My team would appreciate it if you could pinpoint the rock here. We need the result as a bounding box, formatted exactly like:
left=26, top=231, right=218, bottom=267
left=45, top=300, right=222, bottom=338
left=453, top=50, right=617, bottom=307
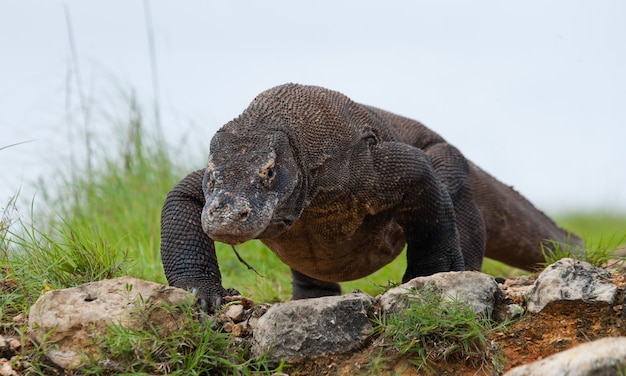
left=28, top=276, right=192, bottom=369
left=225, top=304, right=246, bottom=322
left=526, top=258, right=618, bottom=313
left=251, top=292, right=375, bottom=364
left=245, top=303, right=271, bottom=333
left=499, top=275, right=536, bottom=304
left=231, top=323, right=250, bottom=337
left=378, top=271, right=500, bottom=317
left=0, top=336, right=19, bottom=360
left=223, top=295, right=255, bottom=309
left=0, top=359, right=17, bottom=376
left=504, top=336, right=626, bottom=376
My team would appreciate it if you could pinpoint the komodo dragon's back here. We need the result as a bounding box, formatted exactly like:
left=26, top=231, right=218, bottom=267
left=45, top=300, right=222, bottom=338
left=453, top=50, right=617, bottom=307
left=160, top=83, right=583, bottom=311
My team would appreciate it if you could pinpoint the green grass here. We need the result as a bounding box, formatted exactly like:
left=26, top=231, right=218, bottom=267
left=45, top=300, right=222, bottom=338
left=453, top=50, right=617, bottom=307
left=556, top=213, right=626, bottom=258
left=34, top=97, right=184, bottom=284
left=557, top=213, right=626, bottom=243
left=2, top=95, right=626, bottom=373
left=370, top=286, right=506, bottom=374
left=216, top=241, right=293, bottom=303
left=534, top=213, right=626, bottom=269
left=83, top=294, right=281, bottom=375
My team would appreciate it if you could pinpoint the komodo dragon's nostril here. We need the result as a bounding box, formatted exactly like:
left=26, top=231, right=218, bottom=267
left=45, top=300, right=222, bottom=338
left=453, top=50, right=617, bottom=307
left=239, top=208, right=250, bottom=221
left=207, top=207, right=216, bottom=219
left=206, top=198, right=221, bottom=220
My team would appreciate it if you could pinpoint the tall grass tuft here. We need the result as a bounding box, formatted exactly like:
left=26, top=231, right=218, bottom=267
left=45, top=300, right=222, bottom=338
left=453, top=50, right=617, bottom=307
left=37, top=95, right=187, bottom=284
left=0, top=195, right=16, bottom=256
left=8, top=215, right=131, bottom=289
left=1, top=196, right=22, bottom=323
left=371, top=286, right=506, bottom=374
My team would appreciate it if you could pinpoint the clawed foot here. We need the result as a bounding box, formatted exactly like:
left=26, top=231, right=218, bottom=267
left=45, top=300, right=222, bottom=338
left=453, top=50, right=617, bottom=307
left=190, top=286, right=241, bottom=313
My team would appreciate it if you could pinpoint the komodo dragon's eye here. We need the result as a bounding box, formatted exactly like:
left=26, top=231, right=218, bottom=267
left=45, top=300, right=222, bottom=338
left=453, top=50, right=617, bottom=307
left=203, top=170, right=215, bottom=194
left=259, top=159, right=276, bottom=188
left=267, top=167, right=275, bottom=179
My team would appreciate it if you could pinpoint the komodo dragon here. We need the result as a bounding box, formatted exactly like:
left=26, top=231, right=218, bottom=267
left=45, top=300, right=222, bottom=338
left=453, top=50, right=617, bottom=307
left=160, top=83, right=583, bottom=312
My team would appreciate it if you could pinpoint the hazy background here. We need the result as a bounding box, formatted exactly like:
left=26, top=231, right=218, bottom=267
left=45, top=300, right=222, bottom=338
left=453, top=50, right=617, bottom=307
left=1, top=1, right=625, bottom=213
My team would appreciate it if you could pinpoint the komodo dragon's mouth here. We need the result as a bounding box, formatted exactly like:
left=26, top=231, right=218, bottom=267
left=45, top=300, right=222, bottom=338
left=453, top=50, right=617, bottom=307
left=202, top=210, right=267, bottom=244
left=206, top=231, right=259, bottom=245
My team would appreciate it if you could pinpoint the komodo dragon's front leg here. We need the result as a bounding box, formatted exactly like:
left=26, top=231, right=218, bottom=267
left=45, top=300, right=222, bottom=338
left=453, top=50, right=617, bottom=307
left=160, top=169, right=234, bottom=312
left=373, top=141, right=465, bottom=281
left=422, top=143, right=486, bottom=271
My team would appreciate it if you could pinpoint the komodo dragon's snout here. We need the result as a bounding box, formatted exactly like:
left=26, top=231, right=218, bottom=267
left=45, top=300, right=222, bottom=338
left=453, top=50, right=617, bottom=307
left=202, top=191, right=258, bottom=244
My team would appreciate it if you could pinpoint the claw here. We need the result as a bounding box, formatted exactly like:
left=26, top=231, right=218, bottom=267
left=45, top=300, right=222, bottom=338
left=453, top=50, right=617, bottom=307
left=199, top=297, right=209, bottom=313
left=225, top=287, right=241, bottom=296
left=188, top=287, right=227, bottom=314
left=184, top=286, right=239, bottom=313
left=189, top=287, right=210, bottom=312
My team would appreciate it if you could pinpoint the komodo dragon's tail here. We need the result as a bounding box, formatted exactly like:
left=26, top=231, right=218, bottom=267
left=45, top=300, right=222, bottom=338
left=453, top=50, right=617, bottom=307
left=469, top=163, right=585, bottom=270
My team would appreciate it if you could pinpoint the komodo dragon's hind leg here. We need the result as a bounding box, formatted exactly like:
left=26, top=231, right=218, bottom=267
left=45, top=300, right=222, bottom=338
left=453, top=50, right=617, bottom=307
left=423, top=143, right=486, bottom=271
left=291, top=269, right=341, bottom=299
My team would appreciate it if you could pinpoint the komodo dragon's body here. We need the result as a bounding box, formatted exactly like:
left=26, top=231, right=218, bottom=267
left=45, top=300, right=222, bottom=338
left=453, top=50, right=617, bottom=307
left=160, top=83, right=583, bottom=311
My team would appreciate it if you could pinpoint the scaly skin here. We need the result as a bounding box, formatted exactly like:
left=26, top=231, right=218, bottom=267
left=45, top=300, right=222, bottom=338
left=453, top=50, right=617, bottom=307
left=160, top=83, right=583, bottom=312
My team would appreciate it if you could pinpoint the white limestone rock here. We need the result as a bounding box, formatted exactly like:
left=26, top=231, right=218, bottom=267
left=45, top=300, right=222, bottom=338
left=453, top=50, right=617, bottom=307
left=28, top=276, right=192, bottom=369
left=526, top=258, right=617, bottom=313
left=378, top=271, right=501, bottom=317
left=504, top=336, right=626, bottom=376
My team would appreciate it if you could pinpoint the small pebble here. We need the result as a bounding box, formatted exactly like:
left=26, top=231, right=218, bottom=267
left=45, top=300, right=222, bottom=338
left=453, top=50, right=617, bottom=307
left=222, top=321, right=234, bottom=333
left=225, top=304, right=245, bottom=322
left=0, top=359, right=17, bottom=376
left=231, top=324, right=249, bottom=337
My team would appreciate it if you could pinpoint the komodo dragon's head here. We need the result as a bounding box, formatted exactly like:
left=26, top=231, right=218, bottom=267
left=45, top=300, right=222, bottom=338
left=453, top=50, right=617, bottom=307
left=201, top=129, right=304, bottom=244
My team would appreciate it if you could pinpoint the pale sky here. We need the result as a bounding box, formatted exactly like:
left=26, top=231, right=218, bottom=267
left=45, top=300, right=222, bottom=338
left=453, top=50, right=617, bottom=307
left=1, top=1, right=625, bottom=213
